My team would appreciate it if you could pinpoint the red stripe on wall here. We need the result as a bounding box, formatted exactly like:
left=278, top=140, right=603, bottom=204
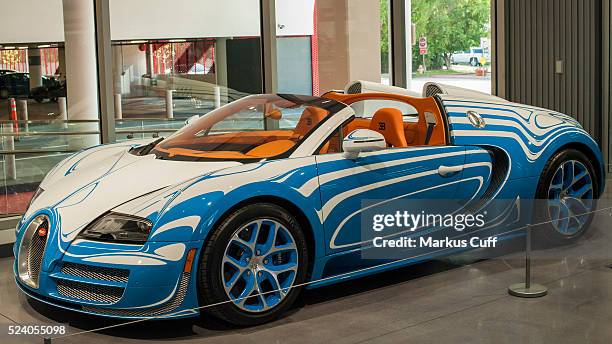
left=311, top=0, right=320, bottom=96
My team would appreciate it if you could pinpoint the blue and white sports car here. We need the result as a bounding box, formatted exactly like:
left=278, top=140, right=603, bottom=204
left=14, top=82, right=604, bottom=325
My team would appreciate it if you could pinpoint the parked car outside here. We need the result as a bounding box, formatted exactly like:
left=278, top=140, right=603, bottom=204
left=451, top=47, right=490, bottom=66
left=0, top=69, right=16, bottom=76
left=0, top=73, right=58, bottom=99
left=30, top=78, right=66, bottom=103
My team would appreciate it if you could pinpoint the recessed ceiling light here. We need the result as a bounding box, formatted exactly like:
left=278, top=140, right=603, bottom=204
left=37, top=44, right=51, bottom=48
left=168, top=39, right=186, bottom=43
left=4, top=46, right=16, bottom=50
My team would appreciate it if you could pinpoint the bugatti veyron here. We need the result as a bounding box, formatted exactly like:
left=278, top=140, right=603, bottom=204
left=14, top=82, right=605, bottom=325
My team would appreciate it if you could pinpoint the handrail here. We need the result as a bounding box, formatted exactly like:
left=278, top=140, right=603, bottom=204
left=0, top=119, right=100, bottom=124
left=0, top=149, right=78, bottom=154
left=115, top=118, right=187, bottom=122
left=0, top=131, right=100, bottom=137
left=116, top=129, right=178, bottom=134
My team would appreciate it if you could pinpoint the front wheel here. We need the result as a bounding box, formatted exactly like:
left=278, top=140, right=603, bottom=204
left=197, top=203, right=308, bottom=326
left=534, top=149, right=598, bottom=244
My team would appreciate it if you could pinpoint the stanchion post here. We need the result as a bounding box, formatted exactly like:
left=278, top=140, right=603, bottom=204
left=58, top=97, right=68, bottom=129
left=4, top=123, right=17, bottom=181
left=18, top=99, right=28, bottom=133
left=165, top=90, right=174, bottom=119
left=114, top=93, right=122, bottom=119
left=508, top=224, right=548, bottom=298
left=214, top=86, right=221, bottom=109
left=9, top=98, right=19, bottom=141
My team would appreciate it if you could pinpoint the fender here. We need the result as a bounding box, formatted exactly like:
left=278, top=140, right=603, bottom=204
left=150, top=157, right=327, bottom=259
left=440, top=95, right=605, bottom=190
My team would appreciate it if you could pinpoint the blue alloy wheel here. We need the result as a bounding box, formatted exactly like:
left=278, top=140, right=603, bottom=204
left=547, top=160, right=594, bottom=235
left=222, top=219, right=299, bottom=312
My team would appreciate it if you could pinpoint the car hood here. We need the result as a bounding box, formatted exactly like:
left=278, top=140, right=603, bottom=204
left=25, top=142, right=241, bottom=247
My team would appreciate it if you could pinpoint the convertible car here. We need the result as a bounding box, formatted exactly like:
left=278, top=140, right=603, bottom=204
left=14, top=82, right=604, bottom=325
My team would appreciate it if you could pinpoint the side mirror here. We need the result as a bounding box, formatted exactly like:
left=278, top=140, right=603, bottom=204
left=342, top=129, right=386, bottom=159
left=184, top=115, right=200, bottom=126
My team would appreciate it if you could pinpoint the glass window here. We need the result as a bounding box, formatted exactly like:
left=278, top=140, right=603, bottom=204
left=350, top=99, right=418, bottom=120
left=276, top=0, right=386, bottom=95
left=150, top=94, right=341, bottom=161
left=411, top=0, right=492, bottom=94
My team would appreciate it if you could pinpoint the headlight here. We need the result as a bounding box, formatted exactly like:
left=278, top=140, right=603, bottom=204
left=77, top=213, right=152, bottom=244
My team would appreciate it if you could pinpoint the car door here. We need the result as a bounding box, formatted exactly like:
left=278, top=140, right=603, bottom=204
left=315, top=145, right=471, bottom=255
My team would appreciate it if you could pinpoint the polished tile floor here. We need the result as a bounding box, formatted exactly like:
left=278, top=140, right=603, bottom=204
left=1, top=199, right=612, bottom=343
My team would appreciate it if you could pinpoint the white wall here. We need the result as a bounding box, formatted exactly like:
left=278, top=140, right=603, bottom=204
left=276, top=0, right=315, bottom=36
left=0, top=0, right=65, bottom=43
left=0, top=0, right=314, bottom=44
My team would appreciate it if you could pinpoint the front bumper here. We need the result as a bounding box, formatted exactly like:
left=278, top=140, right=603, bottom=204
left=13, top=238, right=203, bottom=319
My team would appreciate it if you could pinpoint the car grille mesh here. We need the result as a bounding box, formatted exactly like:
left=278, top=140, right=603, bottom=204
left=83, top=272, right=191, bottom=317
left=61, top=262, right=129, bottom=283
left=425, top=84, right=444, bottom=97
left=26, top=234, right=46, bottom=287
left=346, top=82, right=362, bottom=94
left=57, top=279, right=124, bottom=304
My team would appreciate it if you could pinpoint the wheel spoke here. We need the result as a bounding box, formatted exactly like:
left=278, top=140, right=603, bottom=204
left=573, top=170, right=588, bottom=184
left=223, top=254, right=248, bottom=269
left=569, top=183, right=593, bottom=199
left=266, top=242, right=296, bottom=257
left=562, top=161, right=574, bottom=190
left=231, top=236, right=254, bottom=252
left=565, top=197, right=592, bottom=217
left=255, top=221, right=278, bottom=256
left=234, top=272, right=255, bottom=306
left=265, top=260, right=298, bottom=274
left=556, top=202, right=571, bottom=233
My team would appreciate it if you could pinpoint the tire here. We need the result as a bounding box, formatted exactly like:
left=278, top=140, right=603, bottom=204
left=197, top=203, right=308, bottom=326
left=34, top=96, right=44, bottom=103
left=533, top=149, right=599, bottom=245
left=470, top=58, right=479, bottom=67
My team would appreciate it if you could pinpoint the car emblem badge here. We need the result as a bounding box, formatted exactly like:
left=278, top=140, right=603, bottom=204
left=467, top=111, right=486, bottom=128
left=37, top=225, right=48, bottom=237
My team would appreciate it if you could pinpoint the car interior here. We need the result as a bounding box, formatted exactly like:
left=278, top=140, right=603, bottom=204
left=318, top=92, right=448, bottom=154
left=154, top=92, right=447, bottom=160
left=154, top=105, right=331, bottom=159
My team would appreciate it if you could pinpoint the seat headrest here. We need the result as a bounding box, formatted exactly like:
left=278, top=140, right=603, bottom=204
left=294, top=106, right=328, bottom=136
left=370, top=108, right=407, bottom=148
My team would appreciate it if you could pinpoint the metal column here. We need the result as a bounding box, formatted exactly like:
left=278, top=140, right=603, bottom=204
left=94, top=0, right=116, bottom=144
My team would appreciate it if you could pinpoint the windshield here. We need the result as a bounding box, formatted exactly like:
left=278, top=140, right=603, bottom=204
left=151, top=94, right=343, bottom=161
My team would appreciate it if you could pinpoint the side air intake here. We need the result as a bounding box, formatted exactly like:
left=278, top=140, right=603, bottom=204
left=344, top=80, right=421, bottom=97
left=422, top=82, right=508, bottom=102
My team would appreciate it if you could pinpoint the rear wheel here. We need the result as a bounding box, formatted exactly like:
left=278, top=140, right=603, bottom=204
left=197, top=203, right=308, bottom=326
left=534, top=149, right=598, bottom=244
left=470, top=58, right=479, bottom=67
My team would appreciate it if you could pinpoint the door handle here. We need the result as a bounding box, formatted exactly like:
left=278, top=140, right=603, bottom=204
left=438, top=165, right=464, bottom=177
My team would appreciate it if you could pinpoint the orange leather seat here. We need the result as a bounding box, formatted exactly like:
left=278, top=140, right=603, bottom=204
left=293, top=106, right=328, bottom=137
left=403, top=112, right=445, bottom=146
left=369, top=108, right=408, bottom=148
